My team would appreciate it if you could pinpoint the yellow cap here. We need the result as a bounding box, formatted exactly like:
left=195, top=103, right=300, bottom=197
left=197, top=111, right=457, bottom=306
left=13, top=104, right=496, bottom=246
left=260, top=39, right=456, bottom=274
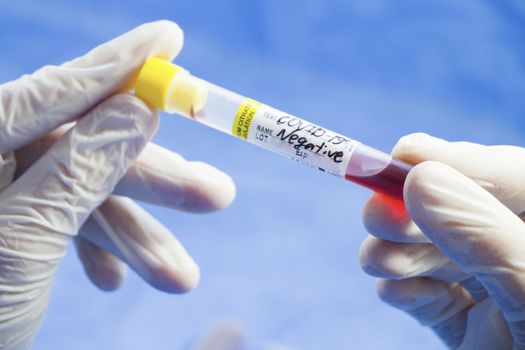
left=135, top=57, right=207, bottom=117
left=136, top=57, right=180, bottom=110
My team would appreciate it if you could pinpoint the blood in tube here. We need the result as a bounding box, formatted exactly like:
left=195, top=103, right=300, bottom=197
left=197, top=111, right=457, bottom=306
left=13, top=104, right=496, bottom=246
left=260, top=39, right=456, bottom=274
left=135, top=57, right=414, bottom=205
left=343, top=143, right=412, bottom=211
left=345, top=158, right=411, bottom=199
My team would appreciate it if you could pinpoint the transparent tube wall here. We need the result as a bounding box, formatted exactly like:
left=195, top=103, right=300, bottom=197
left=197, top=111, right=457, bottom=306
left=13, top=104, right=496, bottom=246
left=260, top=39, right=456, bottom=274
left=192, top=80, right=244, bottom=134
left=167, top=73, right=411, bottom=200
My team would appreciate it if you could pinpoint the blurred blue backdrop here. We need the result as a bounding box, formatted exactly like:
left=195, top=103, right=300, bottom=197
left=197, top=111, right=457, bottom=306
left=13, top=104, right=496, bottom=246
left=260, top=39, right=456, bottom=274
left=1, top=1, right=525, bottom=349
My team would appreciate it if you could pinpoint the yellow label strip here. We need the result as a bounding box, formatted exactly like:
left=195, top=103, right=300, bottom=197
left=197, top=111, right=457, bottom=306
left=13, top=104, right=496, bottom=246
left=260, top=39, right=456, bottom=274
left=232, top=98, right=261, bottom=140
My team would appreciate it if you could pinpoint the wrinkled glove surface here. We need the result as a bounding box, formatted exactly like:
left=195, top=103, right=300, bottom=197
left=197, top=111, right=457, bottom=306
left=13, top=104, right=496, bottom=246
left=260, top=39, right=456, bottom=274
left=360, top=133, right=525, bottom=349
left=0, top=20, right=235, bottom=349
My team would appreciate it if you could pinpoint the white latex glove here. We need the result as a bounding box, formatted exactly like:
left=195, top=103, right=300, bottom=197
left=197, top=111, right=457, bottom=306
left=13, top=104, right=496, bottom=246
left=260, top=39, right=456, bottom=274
left=193, top=321, right=245, bottom=350
left=0, top=20, right=235, bottom=348
left=359, top=133, right=525, bottom=349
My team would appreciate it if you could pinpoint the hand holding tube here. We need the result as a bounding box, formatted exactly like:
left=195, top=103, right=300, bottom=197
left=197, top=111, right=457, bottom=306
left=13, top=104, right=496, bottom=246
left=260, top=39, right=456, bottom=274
left=0, top=21, right=235, bottom=348
left=360, top=133, right=525, bottom=349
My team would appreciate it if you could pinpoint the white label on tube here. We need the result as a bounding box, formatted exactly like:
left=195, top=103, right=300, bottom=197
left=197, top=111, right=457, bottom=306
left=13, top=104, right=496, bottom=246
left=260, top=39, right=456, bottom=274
left=246, top=104, right=358, bottom=177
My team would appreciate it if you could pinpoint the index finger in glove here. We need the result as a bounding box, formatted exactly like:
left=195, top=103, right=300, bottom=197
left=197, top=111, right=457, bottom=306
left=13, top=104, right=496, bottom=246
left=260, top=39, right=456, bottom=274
left=115, top=145, right=236, bottom=213
left=0, top=20, right=182, bottom=152
left=364, top=132, right=525, bottom=243
left=393, top=132, right=525, bottom=215
left=15, top=132, right=236, bottom=213
left=363, top=193, right=429, bottom=243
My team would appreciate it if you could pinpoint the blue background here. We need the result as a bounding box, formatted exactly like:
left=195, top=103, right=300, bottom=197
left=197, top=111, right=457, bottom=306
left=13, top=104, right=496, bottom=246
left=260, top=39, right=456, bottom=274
left=1, top=1, right=525, bottom=349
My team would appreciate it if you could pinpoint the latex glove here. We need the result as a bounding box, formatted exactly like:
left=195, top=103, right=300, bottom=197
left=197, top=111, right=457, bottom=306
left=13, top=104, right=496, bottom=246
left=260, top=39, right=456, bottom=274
left=0, top=21, right=235, bottom=348
left=193, top=321, right=245, bottom=350
left=359, top=133, right=525, bottom=349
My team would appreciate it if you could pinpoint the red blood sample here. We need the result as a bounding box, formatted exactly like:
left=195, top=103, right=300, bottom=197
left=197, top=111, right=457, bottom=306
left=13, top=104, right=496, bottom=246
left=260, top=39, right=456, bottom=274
left=345, top=158, right=411, bottom=199
left=344, top=144, right=412, bottom=201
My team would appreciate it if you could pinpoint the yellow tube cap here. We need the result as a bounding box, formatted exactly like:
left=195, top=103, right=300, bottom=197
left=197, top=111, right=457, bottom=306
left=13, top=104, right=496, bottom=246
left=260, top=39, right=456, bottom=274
left=136, top=57, right=181, bottom=111
left=135, top=57, right=207, bottom=117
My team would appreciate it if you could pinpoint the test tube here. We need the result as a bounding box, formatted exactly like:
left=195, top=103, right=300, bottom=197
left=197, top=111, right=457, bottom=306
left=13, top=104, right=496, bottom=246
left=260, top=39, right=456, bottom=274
left=135, top=57, right=412, bottom=200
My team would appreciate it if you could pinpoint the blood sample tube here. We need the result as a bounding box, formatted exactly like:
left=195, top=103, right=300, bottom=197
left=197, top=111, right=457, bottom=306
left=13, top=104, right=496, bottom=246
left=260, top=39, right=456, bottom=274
left=135, top=57, right=412, bottom=200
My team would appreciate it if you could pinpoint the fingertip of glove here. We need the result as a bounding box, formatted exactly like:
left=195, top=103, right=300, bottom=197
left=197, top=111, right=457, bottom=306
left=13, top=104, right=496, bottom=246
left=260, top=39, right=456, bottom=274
left=376, top=278, right=442, bottom=307
left=359, top=236, right=418, bottom=279
left=151, top=259, right=201, bottom=294
left=392, top=132, right=447, bottom=162
left=80, top=250, right=128, bottom=292
left=178, top=262, right=201, bottom=293
left=376, top=279, right=406, bottom=305
left=403, top=160, right=484, bottom=236
left=138, top=20, right=184, bottom=61
left=358, top=236, right=385, bottom=277
left=87, top=264, right=127, bottom=292
left=187, top=161, right=237, bottom=212
left=362, top=195, right=404, bottom=237
left=404, top=161, right=452, bottom=214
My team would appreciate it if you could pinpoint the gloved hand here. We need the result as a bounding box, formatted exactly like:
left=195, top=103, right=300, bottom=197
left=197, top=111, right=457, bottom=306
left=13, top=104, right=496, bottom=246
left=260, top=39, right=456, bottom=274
left=359, top=133, right=525, bottom=349
left=0, top=20, right=235, bottom=348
